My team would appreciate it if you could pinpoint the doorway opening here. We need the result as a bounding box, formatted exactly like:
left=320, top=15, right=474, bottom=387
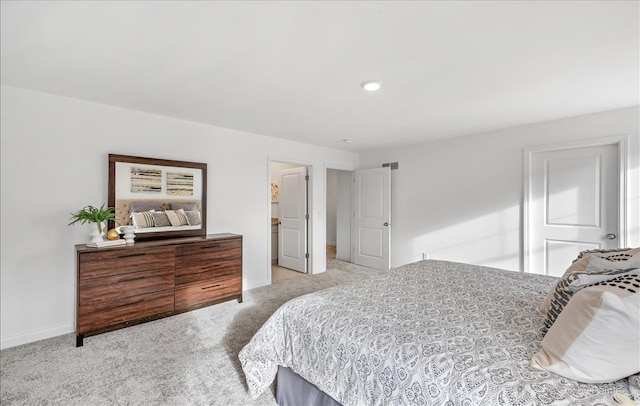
left=326, top=168, right=353, bottom=264
left=271, top=161, right=311, bottom=283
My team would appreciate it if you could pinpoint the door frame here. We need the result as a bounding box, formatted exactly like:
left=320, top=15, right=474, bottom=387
left=523, top=134, right=628, bottom=273
left=268, top=157, right=313, bottom=283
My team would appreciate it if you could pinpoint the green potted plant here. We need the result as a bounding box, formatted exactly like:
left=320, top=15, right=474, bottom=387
left=68, top=204, right=117, bottom=242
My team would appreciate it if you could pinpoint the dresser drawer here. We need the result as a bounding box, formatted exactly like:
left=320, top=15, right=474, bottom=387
left=79, top=247, right=175, bottom=279
left=175, top=259, right=241, bottom=286
left=77, top=290, right=174, bottom=333
left=75, top=234, right=243, bottom=346
left=174, top=276, right=241, bottom=310
left=175, top=238, right=241, bottom=266
left=79, top=267, right=174, bottom=306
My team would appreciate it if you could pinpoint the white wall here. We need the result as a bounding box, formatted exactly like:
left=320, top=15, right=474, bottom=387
left=3, top=85, right=637, bottom=349
left=0, top=85, right=358, bottom=348
left=359, top=106, right=640, bottom=270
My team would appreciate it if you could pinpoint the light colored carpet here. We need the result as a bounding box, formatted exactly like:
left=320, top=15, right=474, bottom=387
left=0, top=259, right=382, bottom=405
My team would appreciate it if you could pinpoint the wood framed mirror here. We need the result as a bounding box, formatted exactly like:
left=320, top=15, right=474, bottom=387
left=108, top=154, right=207, bottom=240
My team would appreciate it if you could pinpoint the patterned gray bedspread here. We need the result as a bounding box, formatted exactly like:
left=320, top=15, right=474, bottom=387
left=239, top=260, right=638, bottom=405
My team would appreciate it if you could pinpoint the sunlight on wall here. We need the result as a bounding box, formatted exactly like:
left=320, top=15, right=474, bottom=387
left=411, top=205, right=520, bottom=271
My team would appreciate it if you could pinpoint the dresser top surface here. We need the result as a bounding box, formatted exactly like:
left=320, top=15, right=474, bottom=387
left=75, top=233, right=242, bottom=252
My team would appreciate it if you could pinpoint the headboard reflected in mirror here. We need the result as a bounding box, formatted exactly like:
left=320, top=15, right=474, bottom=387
left=108, top=154, right=207, bottom=240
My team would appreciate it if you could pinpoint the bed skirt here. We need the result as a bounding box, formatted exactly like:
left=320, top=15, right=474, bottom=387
left=276, top=366, right=342, bottom=406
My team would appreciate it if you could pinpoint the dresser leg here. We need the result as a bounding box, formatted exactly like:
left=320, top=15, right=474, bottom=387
left=76, top=334, right=84, bottom=347
left=237, top=294, right=243, bottom=303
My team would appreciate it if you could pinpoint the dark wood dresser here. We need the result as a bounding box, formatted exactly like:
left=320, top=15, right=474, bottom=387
left=75, top=233, right=242, bottom=346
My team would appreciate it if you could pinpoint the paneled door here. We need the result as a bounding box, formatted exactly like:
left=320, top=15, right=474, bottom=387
left=353, top=167, right=391, bottom=270
left=278, top=167, right=308, bottom=273
left=526, top=143, right=619, bottom=276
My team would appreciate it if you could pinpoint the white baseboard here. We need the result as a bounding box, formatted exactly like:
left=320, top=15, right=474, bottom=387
left=1, top=323, right=73, bottom=350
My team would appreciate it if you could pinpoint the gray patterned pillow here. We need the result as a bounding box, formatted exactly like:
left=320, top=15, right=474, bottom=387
left=543, top=268, right=639, bottom=333
left=151, top=211, right=171, bottom=227
left=184, top=211, right=201, bottom=226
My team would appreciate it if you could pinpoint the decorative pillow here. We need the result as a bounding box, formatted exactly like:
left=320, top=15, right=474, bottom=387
left=170, top=202, right=198, bottom=212
left=538, top=248, right=640, bottom=315
left=165, top=209, right=189, bottom=227
left=131, top=210, right=155, bottom=229
left=542, top=268, right=639, bottom=333
left=151, top=211, right=171, bottom=227
left=573, top=247, right=640, bottom=265
left=568, top=268, right=640, bottom=291
left=531, top=271, right=640, bottom=383
left=130, top=202, right=163, bottom=213
left=584, top=252, right=640, bottom=273
left=184, top=210, right=201, bottom=226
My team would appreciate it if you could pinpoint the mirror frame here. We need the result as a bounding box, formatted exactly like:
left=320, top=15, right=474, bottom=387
left=108, top=154, right=207, bottom=241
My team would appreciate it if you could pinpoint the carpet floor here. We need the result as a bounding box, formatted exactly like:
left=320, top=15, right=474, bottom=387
left=0, top=259, right=382, bottom=405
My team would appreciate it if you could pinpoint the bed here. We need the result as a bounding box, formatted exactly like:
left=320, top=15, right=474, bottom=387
left=239, top=259, right=639, bottom=405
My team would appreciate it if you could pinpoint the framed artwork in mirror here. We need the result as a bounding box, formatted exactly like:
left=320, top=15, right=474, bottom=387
left=108, top=154, right=207, bottom=240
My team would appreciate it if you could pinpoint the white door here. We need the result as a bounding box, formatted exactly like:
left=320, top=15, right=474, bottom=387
left=354, top=167, right=391, bottom=270
left=278, top=167, right=308, bottom=273
left=527, top=144, right=618, bottom=277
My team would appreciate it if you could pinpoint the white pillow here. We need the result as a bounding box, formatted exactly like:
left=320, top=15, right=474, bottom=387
left=165, top=209, right=189, bottom=227
left=131, top=209, right=155, bottom=229
left=531, top=272, right=640, bottom=383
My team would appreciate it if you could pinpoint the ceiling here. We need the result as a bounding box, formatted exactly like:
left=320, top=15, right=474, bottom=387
left=1, top=1, right=638, bottom=153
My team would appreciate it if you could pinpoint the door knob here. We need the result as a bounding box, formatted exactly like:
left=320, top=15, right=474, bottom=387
left=605, top=233, right=617, bottom=240
left=383, top=222, right=389, bottom=227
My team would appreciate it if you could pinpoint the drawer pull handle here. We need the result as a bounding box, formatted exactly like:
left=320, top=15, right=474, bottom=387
left=117, top=253, right=146, bottom=259
left=118, top=275, right=146, bottom=283
left=201, top=284, right=221, bottom=290
left=201, top=244, right=221, bottom=249
left=118, top=299, right=144, bottom=307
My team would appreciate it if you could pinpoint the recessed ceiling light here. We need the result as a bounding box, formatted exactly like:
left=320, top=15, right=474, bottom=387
left=342, top=138, right=352, bottom=143
left=361, top=80, right=381, bottom=91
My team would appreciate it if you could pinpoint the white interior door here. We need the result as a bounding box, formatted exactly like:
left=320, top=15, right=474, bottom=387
left=354, top=167, right=391, bottom=270
left=278, top=167, right=308, bottom=273
left=527, top=144, right=618, bottom=276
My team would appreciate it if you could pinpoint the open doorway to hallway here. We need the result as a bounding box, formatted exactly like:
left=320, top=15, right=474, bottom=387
left=326, top=168, right=353, bottom=264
